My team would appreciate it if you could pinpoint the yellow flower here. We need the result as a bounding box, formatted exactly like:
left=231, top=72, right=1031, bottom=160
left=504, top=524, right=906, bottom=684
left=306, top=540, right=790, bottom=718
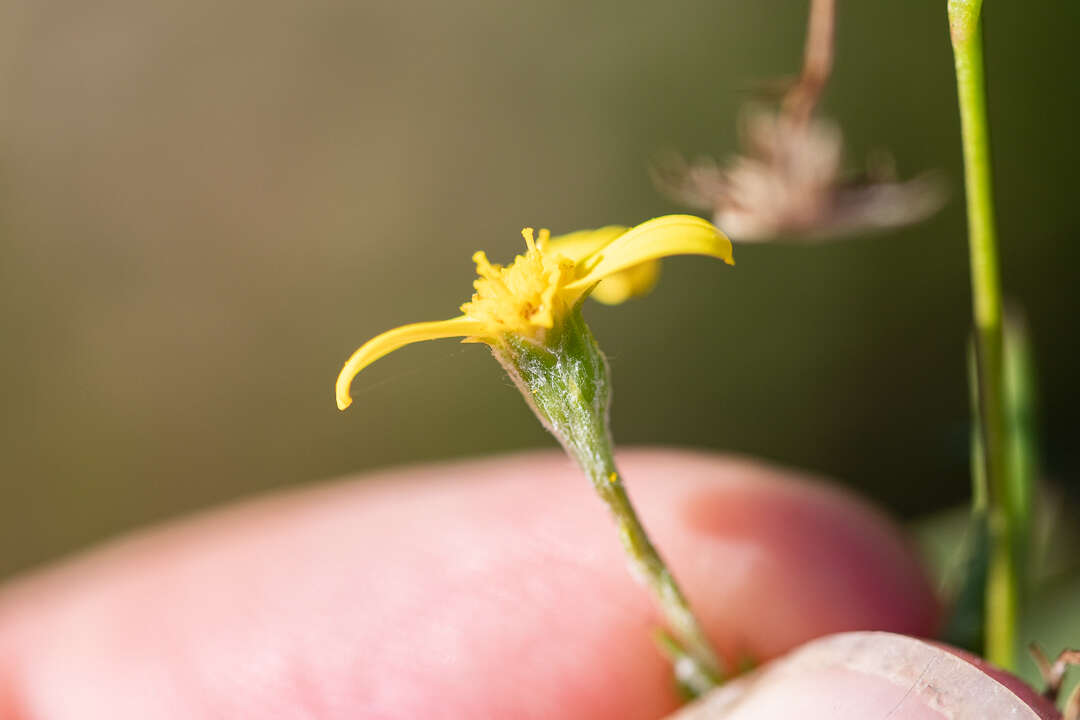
left=335, top=214, right=733, bottom=410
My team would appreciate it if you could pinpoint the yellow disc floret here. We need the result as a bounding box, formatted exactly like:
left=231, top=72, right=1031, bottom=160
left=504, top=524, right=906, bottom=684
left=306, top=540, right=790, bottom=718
left=460, top=228, right=576, bottom=342
left=334, top=215, right=732, bottom=411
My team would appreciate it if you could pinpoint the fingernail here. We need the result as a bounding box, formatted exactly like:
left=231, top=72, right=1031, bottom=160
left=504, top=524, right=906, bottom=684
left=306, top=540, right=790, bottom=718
left=667, top=632, right=1050, bottom=720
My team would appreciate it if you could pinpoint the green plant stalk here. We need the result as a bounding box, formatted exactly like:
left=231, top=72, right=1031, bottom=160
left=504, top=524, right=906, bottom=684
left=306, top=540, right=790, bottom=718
left=496, top=307, right=723, bottom=695
left=948, top=0, right=1020, bottom=670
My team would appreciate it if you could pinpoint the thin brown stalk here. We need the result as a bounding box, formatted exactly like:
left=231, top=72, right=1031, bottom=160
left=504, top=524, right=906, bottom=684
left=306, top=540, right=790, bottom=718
left=783, top=0, right=836, bottom=125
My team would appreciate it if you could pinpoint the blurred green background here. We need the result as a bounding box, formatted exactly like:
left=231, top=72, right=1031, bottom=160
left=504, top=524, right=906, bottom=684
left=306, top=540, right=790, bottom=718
left=1, top=0, right=1077, bottom=593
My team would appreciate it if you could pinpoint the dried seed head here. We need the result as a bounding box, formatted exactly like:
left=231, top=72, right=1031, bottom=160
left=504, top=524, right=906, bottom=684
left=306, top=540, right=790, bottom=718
left=653, top=108, right=946, bottom=243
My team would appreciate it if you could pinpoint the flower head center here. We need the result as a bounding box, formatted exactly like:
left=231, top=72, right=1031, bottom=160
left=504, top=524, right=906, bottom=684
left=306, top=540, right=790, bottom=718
left=460, top=228, right=576, bottom=341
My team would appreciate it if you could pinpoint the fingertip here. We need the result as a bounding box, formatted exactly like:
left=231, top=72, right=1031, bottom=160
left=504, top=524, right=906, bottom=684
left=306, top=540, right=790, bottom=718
left=668, top=633, right=1054, bottom=720
left=616, top=449, right=939, bottom=663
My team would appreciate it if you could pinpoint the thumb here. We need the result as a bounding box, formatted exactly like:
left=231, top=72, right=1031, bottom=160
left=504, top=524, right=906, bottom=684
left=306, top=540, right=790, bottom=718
left=669, top=632, right=1060, bottom=720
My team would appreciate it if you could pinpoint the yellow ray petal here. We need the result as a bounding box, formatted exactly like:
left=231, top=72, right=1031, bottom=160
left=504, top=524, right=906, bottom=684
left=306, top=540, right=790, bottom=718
left=545, top=225, right=661, bottom=305
left=543, top=225, right=627, bottom=263
left=335, top=316, right=485, bottom=410
left=565, top=215, right=733, bottom=294
left=588, top=259, right=660, bottom=305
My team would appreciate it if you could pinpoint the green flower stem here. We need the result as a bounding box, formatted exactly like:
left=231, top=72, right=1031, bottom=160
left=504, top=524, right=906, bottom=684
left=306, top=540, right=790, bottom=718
left=497, top=308, right=722, bottom=694
left=591, top=451, right=722, bottom=695
left=948, top=0, right=1019, bottom=670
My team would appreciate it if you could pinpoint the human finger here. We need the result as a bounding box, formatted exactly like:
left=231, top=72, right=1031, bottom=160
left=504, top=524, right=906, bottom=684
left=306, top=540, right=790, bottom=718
left=0, top=449, right=937, bottom=719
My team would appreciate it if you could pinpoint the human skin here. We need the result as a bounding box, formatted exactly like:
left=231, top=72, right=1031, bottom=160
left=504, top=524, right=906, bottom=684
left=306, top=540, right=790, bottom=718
left=670, top=633, right=1061, bottom=719
left=0, top=449, right=945, bottom=719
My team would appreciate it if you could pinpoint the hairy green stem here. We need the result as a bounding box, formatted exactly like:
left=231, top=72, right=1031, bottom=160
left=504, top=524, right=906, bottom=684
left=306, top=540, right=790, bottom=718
left=948, top=0, right=1019, bottom=670
left=587, top=446, right=722, bottom=695
left=498, top=308, right=722, bottom=694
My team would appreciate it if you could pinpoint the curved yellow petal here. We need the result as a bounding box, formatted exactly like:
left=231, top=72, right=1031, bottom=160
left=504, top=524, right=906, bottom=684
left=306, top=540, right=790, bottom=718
left=543, top=225, right=627, bottom=263
left=588, top=259, right=661, bottom=305
left=335, top=316, right=485, bottom=410
left=565, top=215, right=733, bottom=294
left=546, top=225, right=662, bottom=306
